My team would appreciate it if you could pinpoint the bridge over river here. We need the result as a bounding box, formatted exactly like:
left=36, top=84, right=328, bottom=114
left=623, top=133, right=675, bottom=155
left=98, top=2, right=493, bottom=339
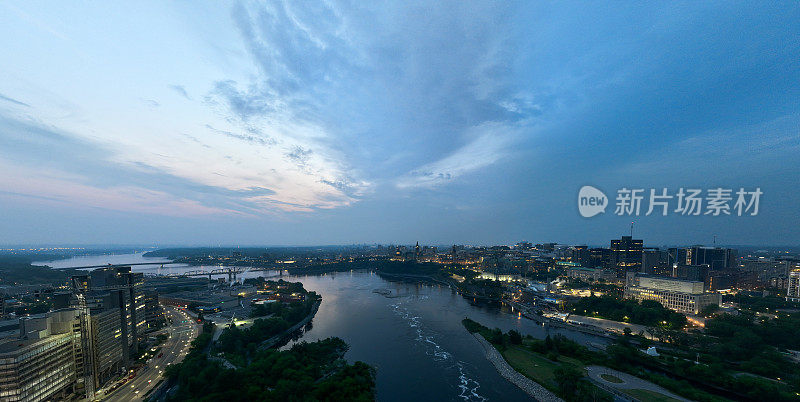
left=53, top=261, right=283, bottom=281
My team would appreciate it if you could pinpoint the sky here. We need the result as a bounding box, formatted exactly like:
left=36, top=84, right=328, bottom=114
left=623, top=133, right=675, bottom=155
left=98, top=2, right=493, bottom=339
left=0, top=1, right=798, bottom=247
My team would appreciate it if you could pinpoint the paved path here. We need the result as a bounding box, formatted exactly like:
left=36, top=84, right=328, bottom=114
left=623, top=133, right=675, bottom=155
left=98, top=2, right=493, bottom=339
left=585, top=366, right=690, bottom=402
left=472, top=334, right=563, bottom=402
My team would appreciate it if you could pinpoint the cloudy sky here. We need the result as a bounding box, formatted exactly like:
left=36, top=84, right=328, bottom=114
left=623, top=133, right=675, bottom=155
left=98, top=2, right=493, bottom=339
left=0, top=1, right=798, bottom=246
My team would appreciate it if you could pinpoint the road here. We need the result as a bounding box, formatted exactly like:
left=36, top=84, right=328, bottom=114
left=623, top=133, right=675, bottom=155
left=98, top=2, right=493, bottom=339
left=586, top=365, right=691, bottom=401
left=101, top=306, right=199, bottom=402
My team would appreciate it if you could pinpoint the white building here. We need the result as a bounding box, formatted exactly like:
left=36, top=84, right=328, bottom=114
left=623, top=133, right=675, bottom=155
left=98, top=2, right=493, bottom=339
left=787, top=270, right=800, bottom=302
left=624, top=273, right=720, bottom=315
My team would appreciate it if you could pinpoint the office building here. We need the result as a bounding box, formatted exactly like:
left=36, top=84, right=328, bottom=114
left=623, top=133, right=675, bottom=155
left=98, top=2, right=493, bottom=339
left=610, top=236, right=643, bottom=276
left=143, top=290, right=165, bottom=331
left=0, top=309, right=83, bottom=402
left=72, top=266, right=144, bottom=364
left=624, top=273, right=720, bottom=315
left=566, top=267, right=616, bottom=283
left=787, top=270, right=800, bottom=302
left=673, top=265, right=709, bottom=283
left=706, top=270, right=737, bottom=291
left=642, top=248, right=670, bottom=276
left=68, top=266, right=145, bottom=392
left=668, top=246, right=737, bottom=270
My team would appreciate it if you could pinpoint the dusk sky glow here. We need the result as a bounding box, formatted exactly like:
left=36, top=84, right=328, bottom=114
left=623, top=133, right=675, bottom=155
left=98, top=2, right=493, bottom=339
left=1, top=1, right=798, bottom=246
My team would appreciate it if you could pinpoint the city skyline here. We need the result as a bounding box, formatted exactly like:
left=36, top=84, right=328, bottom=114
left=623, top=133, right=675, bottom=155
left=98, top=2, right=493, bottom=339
left=1, top=2, right=799, bottom=246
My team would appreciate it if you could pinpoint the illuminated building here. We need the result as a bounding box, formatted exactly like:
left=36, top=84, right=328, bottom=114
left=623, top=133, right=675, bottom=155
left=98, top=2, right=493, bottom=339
left=624, top=273, right=720, bottom=315
left=0, top=309, right=82, bottom=402
left=787, top=270, right=800, bottom=302
left=566, top=267, right=616, bottom=283
left=68, top=266, right=145, bottom=392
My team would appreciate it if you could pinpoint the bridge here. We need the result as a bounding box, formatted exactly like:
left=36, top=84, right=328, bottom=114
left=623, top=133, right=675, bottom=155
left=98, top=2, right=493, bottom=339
left=53, top=261, right=284, bottom=282
left=158, top=266, right=258, bottom=281
left=52, top=261, right=186, bottom=270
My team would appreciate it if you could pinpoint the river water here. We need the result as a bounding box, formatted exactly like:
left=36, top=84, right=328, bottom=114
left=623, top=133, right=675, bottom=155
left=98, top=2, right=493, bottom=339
left=38, top=253, right=608, bottom=401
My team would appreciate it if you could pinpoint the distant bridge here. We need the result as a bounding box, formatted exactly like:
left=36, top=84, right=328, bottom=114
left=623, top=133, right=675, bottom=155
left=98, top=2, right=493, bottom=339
left=51, top=261, right=186, bottom=270
left=52, top=261, right=285, bottom=281
left=152, top=266, right=284, bottom=281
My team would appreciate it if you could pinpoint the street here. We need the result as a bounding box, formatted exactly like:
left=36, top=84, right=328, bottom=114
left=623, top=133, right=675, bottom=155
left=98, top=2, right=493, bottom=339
left=101, top=306, right=199, bottom=402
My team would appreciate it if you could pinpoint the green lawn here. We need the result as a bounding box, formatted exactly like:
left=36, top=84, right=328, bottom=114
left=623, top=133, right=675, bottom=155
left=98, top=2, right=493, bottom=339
left=623, top=388, right=682, bottom=402
left=600, top=373, right=623, bottom=383
left=502, top=346, right=561, bottom=387
left=501, top=345, right=585, bottom=389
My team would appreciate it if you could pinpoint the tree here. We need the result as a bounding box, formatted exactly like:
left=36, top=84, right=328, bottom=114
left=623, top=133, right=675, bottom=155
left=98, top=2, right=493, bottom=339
left=251, top=304, right=268, bottom=318
left=700, top=304, right=720, bottom=317
left=509, top=330, right=523, bottom=345
left=554, top=366, right=583, bottom=399
left=490, top=328, right=504, bottom=345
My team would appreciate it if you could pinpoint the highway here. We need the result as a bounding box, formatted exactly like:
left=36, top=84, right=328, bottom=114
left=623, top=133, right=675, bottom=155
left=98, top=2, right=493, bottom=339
left=101, top=306, right=199, bottom=402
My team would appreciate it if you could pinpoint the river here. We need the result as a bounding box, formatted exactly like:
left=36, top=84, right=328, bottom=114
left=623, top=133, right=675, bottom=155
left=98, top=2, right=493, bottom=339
left=38, top=252, right=608, bottom=401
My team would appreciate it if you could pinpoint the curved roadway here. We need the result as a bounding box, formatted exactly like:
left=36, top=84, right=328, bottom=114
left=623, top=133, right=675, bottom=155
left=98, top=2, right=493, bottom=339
left=101, top=306, right=199, bottom=401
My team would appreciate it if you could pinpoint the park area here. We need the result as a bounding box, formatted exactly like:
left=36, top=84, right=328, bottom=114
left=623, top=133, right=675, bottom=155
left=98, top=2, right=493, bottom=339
left=463, top=318, right=698, bottom=402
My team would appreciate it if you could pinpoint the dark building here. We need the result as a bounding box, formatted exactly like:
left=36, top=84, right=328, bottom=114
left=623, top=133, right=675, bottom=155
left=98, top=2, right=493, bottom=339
left=535, top=243, right=556, bottom=253
left=583, top=248, right=611, bottom=269
left=706, top=270, right=737, bottom=291
left=142, top=290, right=165, bottom=331
left=667, top=247, right=689, bottom=269
left=668, top=246, right=737, bottom=270
left=530, top=257, right=554, bottom=273
left=642, top=248, right=670, bottom=276
left=674, top=265, right=709, bottom=283
left=610, top=236, right=643, bottom=276
left=515, top=242, right=533, bottom=250
left=569, top=246, right=588, bottom=265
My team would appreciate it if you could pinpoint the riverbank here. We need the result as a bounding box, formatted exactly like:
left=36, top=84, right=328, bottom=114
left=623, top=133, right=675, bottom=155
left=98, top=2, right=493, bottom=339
left=472, top=332, right=563, bottom=402
left=504, top=299, right=615, bottom=340
left=259, top=299, right=321, bottom=350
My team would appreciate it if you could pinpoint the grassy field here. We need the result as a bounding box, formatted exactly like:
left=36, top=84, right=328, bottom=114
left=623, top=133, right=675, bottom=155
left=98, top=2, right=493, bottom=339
left=600, top=373, right=623, bottom=383
left=501, top=345, right=584, bottom=390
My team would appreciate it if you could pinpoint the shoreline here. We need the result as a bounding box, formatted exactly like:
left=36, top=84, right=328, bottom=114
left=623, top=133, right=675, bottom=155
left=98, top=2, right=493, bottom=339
left=259, top=299, right=322, bottom=350
left=471, top=333, right=563, bottom=402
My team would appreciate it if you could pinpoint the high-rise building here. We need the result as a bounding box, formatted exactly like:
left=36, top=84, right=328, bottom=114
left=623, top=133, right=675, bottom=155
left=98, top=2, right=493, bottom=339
left=568, top=246, right=588, bottom=265
left=610, top=236, right=643, bottom=276
left=0, top=266, right=149, bottom=401
left=668, top=246, right=737, bottom=270
left=706, top=270, right=737, bottom=291
left=69, top=266, right=144, bottom=391
left=585, top=248, right=611, bottom=269
left=642, top=248, right=670, bottom=276
left=673, top=265, right=709, bottom=283
left=143, top=290, right=165, bottom=331
left=0, top=309, right=83, bottom=402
